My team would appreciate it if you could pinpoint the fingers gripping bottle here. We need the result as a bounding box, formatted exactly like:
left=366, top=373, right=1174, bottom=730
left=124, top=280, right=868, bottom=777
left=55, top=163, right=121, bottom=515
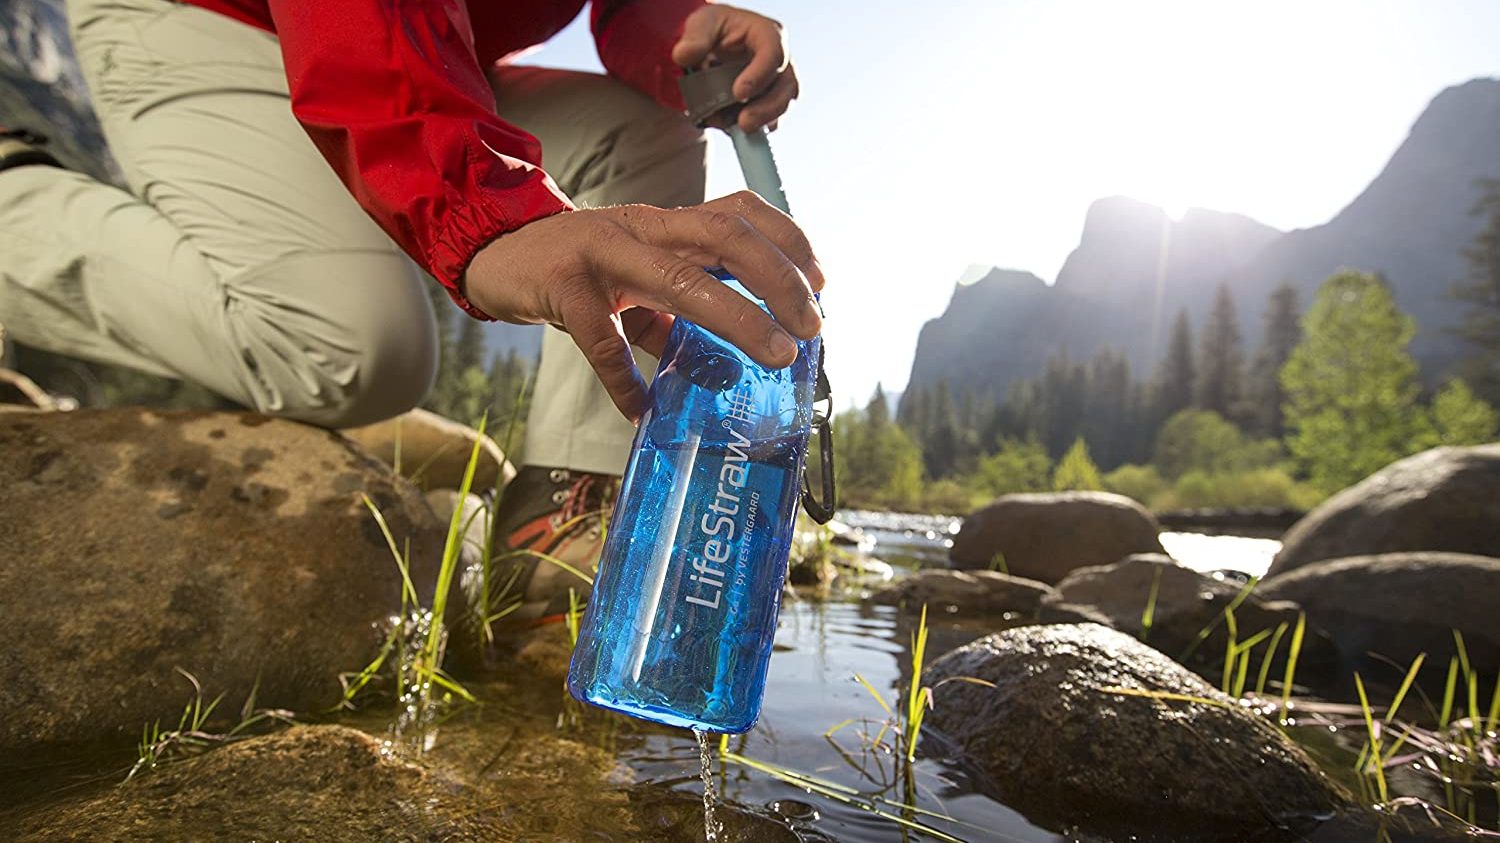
left=566, top=62, right=832, bottom=733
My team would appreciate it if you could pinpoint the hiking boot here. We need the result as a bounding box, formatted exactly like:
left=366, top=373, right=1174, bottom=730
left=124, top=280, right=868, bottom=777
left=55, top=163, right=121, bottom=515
left=484, top=465, right=617, bottom=626
left=0, top=128, right=62, bottom=172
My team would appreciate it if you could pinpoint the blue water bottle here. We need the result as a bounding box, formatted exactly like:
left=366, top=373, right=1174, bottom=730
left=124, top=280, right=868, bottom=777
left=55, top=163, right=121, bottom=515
left=566, top=63, right=833, bottom=733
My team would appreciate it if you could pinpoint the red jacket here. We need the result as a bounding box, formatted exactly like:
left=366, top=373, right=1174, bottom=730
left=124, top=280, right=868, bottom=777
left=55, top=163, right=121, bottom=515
left=186, top=0, right=705, bottom=318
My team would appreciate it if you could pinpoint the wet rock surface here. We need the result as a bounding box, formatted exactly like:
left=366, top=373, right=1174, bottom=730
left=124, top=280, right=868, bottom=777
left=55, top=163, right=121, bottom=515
left=0, top=409, right=444, bottom=752
left=1271, top=444, right=1500, bottom=576
left=1042, top=554, right=1338, bottom=684
left=923, top=623, right=1349, bottom=836
left=949, top=492, right=1164, bottom=583
left=1261, top=552, right=1500, bottom=683
left=867, top=568, right=1055, bottom=618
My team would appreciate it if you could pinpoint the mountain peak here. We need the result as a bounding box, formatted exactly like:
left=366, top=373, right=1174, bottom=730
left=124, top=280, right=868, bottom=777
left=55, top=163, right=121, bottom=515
left=1054, top=195, right=1280, bottom=307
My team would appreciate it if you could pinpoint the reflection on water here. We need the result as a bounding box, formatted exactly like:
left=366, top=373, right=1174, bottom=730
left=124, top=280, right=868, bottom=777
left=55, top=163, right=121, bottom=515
left=837, top=509, right=1282, bottom=578
left=1158, top=531, right=1281, bottom=578
left=835, top=509, right=958, bottom=569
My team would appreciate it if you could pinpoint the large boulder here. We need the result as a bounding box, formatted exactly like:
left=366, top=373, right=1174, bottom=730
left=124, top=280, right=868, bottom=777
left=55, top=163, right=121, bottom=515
left=1270, top=444, right=1500, bottom=576
left=868, top=569, right=1055, bottom=618
left=0, top=409, right=444, bottom=752
left=924, top=624, right=1348, bottom=837
left=1261, top=553, right=1500, bottom=683
left=949, top=492, right=1164, bottom=583
left=1042, top=554, right=1338, bottom=684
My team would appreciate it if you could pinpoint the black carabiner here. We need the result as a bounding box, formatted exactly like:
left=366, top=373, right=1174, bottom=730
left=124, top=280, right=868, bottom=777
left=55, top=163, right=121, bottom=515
left=800, top=348, right=837, bottom=524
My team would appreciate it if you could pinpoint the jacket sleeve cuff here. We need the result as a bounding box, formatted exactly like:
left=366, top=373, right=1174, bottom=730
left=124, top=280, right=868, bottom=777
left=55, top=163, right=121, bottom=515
left=429, top=179, right=574, bottom=320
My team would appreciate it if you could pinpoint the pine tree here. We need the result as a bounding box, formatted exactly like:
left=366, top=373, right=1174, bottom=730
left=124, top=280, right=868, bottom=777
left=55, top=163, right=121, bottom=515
left=1282, top=271, right=1426, bottom=491
left=1428, top=379, right=1499, bottom=446
left=1195, top=284, right=1245, bottom=420
left=1452, top=179, right=1500, bottom=403
left=1248, top=284, right=1301, bottom=437
left=422, top=284, right=460, bottom=416
left=1122, top=381, right=1153, bottom=465
left=1052, top=437, right=1103, bottom=491
left=867, top=383, right=891, bottom=429
left=454, top=317, right=486, bottom=374
left=898, top=385, right=929, bottom=438
left=1040, top=353, right=1087, bottom=457
left=835, top=391, right=927, bottom=509
left=923, top=380, right=961, bottom=479
left=1082, top=348, right=1131, bottom=470
left=1153, top=309, right=1195, bottom=424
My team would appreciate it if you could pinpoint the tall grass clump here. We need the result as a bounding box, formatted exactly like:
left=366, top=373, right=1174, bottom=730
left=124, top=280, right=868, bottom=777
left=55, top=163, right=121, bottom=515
left=347, top=412, right=496, bottom=749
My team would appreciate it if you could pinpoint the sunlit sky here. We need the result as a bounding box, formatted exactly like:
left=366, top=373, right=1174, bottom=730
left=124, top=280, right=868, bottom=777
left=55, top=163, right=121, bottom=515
left=529, top=0, right=1500, bottom=406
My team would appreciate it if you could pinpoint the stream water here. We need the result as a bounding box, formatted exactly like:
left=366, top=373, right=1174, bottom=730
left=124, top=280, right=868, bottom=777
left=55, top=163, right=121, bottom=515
left=9, top=510, right=1468, bottom=841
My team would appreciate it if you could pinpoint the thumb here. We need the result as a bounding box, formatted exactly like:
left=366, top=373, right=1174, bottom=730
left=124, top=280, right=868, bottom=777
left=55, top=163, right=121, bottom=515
left=671, top=6, right=725, bottom=68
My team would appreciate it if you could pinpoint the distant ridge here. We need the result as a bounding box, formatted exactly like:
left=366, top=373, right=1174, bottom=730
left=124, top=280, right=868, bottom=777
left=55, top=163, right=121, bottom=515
left=906, top=78, right=1500, bottom=401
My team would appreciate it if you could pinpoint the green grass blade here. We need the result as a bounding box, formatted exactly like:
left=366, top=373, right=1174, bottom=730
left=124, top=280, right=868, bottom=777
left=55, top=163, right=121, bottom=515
left=1353, top=673, right=1388, bottom=803
left=1232, top=645, right=1253, bottom=698
left=361, top=495, right=419, bottom=606
left=1221, top=607, right=1238, bottom=693
left=906, top=604, right=930, bottom=757
left=1438, top=656, right=1459, bottom=730
left=1486, top=672, right=1500, bottom=732
left=493, top=547, right=596, bottom=587
left=1254, top=622, right=1289, bottom=697
left=1279, top=612, right=1306, bottom=721
left=426, top=668, right=478, bottom=704
left=823, top=718, right=856, bottom=739
left=1383, top=653, right=1425, bottom=724
left=1140, top=564, right=1162, bottom=641
left=1453, top=630, right=1472, bottom=679
left=852, top=672, right=894, bottom=718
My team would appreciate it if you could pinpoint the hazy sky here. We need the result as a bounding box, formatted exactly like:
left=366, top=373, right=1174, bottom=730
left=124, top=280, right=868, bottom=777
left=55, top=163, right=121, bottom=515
left=529, top=0, right=1500, bottom=406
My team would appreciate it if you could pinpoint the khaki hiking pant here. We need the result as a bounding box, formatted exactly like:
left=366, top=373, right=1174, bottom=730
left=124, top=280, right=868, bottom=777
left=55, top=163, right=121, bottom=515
left=0, top=0, right=705, bottom=475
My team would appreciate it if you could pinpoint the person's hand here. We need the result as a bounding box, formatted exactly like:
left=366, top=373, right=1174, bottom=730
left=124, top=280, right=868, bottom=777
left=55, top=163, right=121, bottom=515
left=672, top=4, right=797, bottom=133
left=461, top=190, right=825, bottom=421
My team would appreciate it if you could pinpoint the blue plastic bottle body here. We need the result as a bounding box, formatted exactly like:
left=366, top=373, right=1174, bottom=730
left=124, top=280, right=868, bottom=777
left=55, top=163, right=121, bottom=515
left=566, top=271, right=820, bottom=733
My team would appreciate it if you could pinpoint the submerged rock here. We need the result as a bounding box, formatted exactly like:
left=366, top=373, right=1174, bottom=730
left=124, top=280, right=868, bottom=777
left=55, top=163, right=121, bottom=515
left=1260, top=552, right=1500, bottom=683
left=0, top=409, right=444, bottom=752
left=949, top=492, right=1164, bottom=583
left=867, top=568, right=1055, bottom=618
left=11, top=726, right=510, bottom=842
left=1042, top=554, right=1338, bottom=684
left=1270, top=444, right=1500, bottom=576
left=10, top=723, right=816, bottom=843
left=923, top=623, right=1348, bottom=837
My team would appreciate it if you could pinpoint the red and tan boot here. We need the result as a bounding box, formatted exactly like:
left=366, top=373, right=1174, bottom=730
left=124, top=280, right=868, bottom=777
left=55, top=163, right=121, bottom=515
left=484, top=466, right=617, bottom=627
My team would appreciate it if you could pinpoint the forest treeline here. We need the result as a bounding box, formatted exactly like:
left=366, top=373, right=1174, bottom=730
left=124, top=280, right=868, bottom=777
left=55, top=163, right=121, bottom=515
left=840, top=182, right=1500, bottom=514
